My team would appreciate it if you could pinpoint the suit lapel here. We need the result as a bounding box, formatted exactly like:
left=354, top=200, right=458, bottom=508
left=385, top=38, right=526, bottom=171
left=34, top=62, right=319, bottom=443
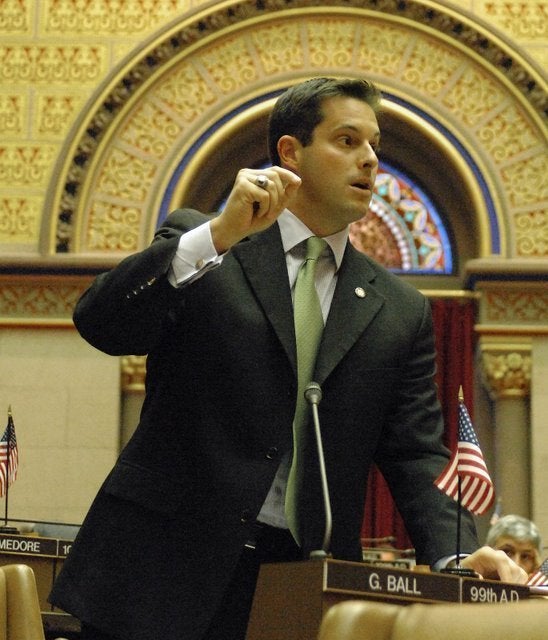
left=231, top=224, right=297, bottom=372
left=315, top=243, right=385, bottom=383
left=232, top=227, right=386, bottom=383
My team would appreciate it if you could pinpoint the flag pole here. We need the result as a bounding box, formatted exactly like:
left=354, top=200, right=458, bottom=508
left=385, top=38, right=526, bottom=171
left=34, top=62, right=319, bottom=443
left=0, top=406, right=18, bottom=534
left=456, top=475, right=462, bottom=567
left=441, top=387, right=477, bottom=577
left=455, top=386, right=464, bottom=568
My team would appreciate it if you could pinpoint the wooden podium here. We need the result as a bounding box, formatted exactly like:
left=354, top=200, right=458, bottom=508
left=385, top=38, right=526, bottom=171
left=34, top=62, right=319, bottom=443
left=245, top=558, right=531, bottom=640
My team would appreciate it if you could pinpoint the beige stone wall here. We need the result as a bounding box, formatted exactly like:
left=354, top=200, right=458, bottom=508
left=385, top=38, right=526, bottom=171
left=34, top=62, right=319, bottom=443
left=0, top=327, right=119, bottom=524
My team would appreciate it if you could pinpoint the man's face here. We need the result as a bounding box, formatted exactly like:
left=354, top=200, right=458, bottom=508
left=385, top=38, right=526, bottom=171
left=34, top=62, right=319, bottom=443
left=288, top=96, right=380, bottom=236
left=495, top=536, right=539, bottom=574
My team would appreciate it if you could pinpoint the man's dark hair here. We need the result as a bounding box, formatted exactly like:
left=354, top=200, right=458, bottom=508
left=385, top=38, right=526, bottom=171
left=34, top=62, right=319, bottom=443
left=267, top=77, right=382, bottom=165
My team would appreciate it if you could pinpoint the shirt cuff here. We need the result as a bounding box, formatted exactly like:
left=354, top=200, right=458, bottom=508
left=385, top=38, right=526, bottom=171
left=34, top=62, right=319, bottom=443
left=432, top=554, right=471, bottom=572
left=168, top=221, right=223, bottom=287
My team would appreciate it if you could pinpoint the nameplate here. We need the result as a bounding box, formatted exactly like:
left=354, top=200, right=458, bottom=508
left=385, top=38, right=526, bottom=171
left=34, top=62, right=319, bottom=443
left=0, top=533, right=72, bottom=559
left=461, top=577, right=530, bottom=603
left=325, top=560, right=460, bottom=604
left=324, top=560, right=531, bottom=604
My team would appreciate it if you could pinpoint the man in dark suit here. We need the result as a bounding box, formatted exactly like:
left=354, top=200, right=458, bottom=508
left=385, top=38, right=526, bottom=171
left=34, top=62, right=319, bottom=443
left=49, top=77, right=525, bottom=640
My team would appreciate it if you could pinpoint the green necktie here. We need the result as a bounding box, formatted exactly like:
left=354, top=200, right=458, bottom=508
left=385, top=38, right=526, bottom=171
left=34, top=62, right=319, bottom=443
left=285, top=236, right=327, bottom=545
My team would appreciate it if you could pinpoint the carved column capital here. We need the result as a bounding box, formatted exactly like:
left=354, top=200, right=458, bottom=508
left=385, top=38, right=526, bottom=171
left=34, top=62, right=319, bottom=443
left=121, top=355, right=146, bottom=393
left=469, top=276, right=547, bottom=400
left=479, top=337, right=532, bottom=399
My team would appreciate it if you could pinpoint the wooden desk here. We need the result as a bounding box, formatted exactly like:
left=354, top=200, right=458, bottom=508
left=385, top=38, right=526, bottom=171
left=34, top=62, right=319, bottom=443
left=246, top=558, right=533, bottom=640
left=0, top=532, right=80, bottom=638
left=0, top=532, right=537, bottom=640
left=0, top=531, right=72, bottom=611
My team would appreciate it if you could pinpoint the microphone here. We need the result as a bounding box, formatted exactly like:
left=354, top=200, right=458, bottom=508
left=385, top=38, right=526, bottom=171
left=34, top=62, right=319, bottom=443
left=304, top=381, right=322, bottom=405
left=305, top=381, right=332, bottom=559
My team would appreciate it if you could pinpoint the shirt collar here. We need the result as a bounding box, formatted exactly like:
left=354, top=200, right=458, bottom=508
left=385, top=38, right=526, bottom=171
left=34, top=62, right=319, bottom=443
left=277, top=209, right=348, bottom=272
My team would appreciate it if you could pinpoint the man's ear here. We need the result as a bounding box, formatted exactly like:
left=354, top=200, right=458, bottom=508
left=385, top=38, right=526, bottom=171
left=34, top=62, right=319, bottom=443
left=277, top=135, right=300, bottom=171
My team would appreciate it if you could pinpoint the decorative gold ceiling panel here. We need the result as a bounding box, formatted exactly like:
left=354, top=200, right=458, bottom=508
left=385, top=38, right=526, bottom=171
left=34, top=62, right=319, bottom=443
left=38, top=3, right=545, bottom=263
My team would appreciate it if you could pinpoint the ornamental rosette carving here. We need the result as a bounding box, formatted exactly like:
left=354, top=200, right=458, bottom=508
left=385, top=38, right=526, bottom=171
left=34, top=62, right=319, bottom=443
left=121, top=355, right=147, bottom=392
left=481, top=348, right=532, bottom=398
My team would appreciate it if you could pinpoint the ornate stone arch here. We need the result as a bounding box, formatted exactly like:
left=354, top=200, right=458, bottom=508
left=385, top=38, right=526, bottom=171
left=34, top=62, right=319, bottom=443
left=43, top=0, right=547, bottom=268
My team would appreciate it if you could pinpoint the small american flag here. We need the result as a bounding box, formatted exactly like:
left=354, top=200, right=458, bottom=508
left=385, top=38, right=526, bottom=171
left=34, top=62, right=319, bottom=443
left=0, top=408, right=18, bottom=498
left=435, top=397, right=495, bottom=516
left=527, top=559, right=548, bottom=587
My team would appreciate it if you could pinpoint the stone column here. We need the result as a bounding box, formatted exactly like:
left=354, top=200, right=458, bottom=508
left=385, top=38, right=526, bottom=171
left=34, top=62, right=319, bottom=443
left=480, top=338, right=532, bottom=517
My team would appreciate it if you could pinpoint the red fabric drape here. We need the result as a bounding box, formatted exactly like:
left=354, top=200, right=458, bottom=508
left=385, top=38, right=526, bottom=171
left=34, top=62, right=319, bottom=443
left=361, top=297, right=477, bottom=549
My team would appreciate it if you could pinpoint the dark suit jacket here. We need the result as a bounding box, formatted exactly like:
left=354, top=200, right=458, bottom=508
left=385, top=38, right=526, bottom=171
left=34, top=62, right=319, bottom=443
left=50, top=208, right=477, bottom=639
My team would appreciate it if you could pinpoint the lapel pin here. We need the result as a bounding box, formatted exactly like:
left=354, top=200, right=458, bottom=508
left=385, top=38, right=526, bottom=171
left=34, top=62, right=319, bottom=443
left=355, top=287, right=366, bottom=298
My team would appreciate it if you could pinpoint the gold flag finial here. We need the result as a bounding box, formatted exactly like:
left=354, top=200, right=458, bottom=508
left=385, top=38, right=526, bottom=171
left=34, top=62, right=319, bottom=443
left=458, top=386, right=464, bottom=402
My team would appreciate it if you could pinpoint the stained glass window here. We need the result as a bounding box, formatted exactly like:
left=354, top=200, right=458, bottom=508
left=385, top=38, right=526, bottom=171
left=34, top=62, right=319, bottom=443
left=349, top=163, right=453, bottom=275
